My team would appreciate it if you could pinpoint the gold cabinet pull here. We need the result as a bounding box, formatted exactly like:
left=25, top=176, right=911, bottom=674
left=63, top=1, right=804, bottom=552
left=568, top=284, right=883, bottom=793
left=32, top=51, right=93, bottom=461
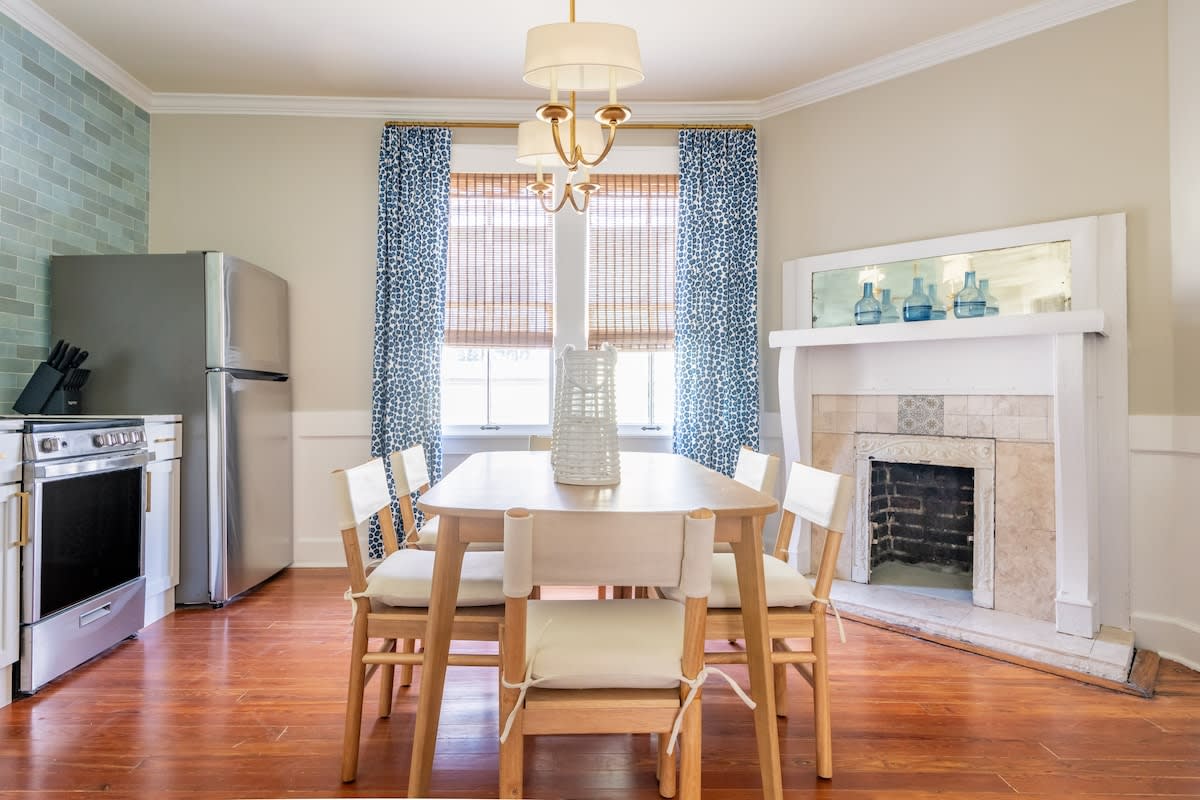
left=153, top=437, right=176, bottom=444
left=16, top=491, right=29, bottom=546
left=145, top=471, right=153, bottom=514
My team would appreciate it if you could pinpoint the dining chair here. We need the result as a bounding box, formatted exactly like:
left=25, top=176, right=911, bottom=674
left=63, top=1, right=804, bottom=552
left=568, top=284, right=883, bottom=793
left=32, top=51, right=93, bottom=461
left=332, top=456, right=506, bottom=783
left=498, top=506, right=738, bottom=799
left=402, top=445, right=503, bottom=553
left=659, top=461, right=853, bottom=779
left=527, top=434, right=553, bottom=451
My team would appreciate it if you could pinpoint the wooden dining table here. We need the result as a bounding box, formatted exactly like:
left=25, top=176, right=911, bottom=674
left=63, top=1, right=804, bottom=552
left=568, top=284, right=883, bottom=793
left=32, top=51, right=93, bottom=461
left=410, top=450, right=783, bottom=799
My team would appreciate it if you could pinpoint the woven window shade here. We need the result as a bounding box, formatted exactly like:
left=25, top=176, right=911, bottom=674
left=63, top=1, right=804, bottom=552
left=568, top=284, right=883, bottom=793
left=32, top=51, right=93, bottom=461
left=446, top=173, right=554, bottom=348
left=587, top=174, right=679, bottom=351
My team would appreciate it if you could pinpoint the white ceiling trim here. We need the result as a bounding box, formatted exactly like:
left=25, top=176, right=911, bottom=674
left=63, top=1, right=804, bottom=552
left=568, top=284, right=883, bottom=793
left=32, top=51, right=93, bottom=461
left=0, top=0, right=152, bottom=110
left=759, top=0, right=1136, bottom=118
left=5, top=0, right=1132, bottom=122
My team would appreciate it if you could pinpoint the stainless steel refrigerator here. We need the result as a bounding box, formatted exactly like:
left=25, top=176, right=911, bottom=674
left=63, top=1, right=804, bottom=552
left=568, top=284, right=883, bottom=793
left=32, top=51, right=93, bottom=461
left=50, top=252, right=293, bottom=605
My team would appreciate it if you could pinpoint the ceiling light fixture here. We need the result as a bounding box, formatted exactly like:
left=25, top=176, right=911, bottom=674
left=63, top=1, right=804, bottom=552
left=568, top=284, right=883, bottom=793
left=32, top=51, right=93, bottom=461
left=519, top=0, right=644, bottom=213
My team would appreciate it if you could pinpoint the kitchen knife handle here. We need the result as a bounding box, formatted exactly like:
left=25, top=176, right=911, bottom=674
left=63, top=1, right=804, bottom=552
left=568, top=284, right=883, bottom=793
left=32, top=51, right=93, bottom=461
left=145, top=471, right=152, bottom=513
left=16, top=491, right=30, bottom=546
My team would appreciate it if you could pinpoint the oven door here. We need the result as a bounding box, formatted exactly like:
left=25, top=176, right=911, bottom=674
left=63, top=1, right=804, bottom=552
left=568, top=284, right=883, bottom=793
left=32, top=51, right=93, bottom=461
left=21, top=451, right=149, bottom=625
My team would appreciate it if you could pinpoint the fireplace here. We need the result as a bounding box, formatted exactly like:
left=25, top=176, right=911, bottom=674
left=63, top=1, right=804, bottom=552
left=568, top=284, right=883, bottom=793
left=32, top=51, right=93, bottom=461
left=853, top=433, right=995, bottom=609
left=869, top=460, right=975, bottom=600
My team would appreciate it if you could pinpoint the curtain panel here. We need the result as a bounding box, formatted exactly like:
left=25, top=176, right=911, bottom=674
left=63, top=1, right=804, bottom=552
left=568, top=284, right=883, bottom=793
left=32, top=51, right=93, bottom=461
left=672, top=129, right=760, bottom=476
left=370, top=126, right=452, bottom=557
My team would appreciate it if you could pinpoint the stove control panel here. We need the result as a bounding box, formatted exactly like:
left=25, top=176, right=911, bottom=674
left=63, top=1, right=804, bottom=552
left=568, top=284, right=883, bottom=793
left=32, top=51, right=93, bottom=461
left=23, top=420, right=148, bottom=462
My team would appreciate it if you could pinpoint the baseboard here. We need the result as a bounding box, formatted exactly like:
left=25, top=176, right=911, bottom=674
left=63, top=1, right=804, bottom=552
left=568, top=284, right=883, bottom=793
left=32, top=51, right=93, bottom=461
left=1129, top=612, right=1200, bottom=673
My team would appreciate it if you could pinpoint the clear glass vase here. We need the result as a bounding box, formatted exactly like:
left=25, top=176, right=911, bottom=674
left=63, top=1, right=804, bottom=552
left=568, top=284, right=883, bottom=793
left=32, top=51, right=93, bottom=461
left=927, top=282, right=947, bottom=320
left=953, top=271, right=986, bottom=319
left=980, top=278, right=1000, bottom=316
left=880, top=288, right=900, bottom=323
left=902, top=277, right=932, bottom=322
left=854, top=282, right=881, bottom=325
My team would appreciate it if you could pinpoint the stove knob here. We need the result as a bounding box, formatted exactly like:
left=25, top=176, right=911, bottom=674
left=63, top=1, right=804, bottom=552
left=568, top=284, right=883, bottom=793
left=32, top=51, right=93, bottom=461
left=39, top=437, right=60, bottom=453
left=120, top=432, right=131, bottom=444
left=93, top=435, right=107, bottom=447
left=106, top=433, right=119, bottom=446
left=134, top=430, right=145, bottom=443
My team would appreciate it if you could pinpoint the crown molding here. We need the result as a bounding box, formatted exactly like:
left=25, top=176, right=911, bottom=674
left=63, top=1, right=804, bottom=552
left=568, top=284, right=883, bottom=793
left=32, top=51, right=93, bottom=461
left=0, top=0, right=152, bottom=110
left=759, top=0, right=1136, bottom=119
left=3, top=0, right=1131, bottom=122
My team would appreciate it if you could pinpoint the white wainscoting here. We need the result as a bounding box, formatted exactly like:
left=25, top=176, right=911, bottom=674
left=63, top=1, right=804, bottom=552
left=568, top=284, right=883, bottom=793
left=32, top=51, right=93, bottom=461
left=292, top=410, right=785, bottom=567
left=1129, top=415, right=1200, bottom=672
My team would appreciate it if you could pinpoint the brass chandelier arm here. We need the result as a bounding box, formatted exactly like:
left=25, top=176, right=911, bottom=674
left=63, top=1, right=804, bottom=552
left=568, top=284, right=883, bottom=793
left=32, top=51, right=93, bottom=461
left=548, top=118, right=619, bottom=171
left=530, top=183, right=593, bottom=214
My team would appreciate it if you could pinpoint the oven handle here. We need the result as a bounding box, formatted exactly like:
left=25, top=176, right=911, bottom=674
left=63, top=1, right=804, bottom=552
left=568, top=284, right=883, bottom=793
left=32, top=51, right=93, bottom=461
left=30, top=451, right=150, bottom=481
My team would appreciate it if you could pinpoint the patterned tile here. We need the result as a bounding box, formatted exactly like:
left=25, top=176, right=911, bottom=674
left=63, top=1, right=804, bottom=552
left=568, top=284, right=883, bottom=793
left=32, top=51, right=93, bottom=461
left=898, top=394, right=945, bottom=436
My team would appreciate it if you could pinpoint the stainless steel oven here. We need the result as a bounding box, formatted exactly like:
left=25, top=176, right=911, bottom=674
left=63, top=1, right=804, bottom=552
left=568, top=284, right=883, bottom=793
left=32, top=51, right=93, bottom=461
left=18, top=418, right=149, bottom=693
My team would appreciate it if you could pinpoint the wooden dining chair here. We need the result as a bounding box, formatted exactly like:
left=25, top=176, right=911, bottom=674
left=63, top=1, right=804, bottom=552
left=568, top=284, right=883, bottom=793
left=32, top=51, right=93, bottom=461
left=659, top=461, right=853, bottom=780
left=400, top=445, right=503, bottom=553
left=498, top=507, right=728, bottom=799
left=332, top=456, right=506, bottom=783
left=527, top=434, right=553, bottom=451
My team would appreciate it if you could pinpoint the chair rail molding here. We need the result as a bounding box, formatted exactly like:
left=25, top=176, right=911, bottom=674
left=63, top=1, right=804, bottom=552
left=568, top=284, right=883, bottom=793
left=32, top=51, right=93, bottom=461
left=772, top=214, right=1129, bottom=640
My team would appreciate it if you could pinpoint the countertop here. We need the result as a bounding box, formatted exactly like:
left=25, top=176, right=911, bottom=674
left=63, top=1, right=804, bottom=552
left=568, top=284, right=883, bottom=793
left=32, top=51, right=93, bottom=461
left=0, top=414, right=182, bottom=432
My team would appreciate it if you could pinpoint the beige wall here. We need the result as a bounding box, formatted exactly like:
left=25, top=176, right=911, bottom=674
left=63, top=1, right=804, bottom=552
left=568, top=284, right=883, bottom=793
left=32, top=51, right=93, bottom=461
left=758, top=0, right=1173, bottom=414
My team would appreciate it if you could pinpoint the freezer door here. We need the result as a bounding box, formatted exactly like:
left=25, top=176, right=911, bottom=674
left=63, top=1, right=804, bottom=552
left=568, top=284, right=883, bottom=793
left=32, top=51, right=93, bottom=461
left=205, top=252, right=290, bottom=374
left=207, top=371, right=293, bottom=604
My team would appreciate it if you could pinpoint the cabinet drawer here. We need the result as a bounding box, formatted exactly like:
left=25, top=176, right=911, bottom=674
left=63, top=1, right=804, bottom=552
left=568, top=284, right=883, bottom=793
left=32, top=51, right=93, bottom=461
left=0, top=433, right=20, bottom=485
left=146, top=422, right=182, bottom=462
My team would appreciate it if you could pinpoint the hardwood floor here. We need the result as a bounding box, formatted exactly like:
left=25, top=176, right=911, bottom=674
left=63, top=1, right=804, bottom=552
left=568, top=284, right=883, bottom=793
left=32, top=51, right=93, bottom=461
left=2, top=568, right=1197, bottom=799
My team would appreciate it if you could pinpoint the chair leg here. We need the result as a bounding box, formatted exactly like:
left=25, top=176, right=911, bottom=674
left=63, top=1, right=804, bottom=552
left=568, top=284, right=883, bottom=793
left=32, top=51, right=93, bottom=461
left=398, top=638, right=416, bottom=688
left=812, top=618, right=833, bottom=779
left=774, top=659, right=789, bottom=718
left=596, top=586, right=607, bottom=599
left=341, top=617, right=370, bottom=782
left=657, top=733, right=677, bottom=798
left=677, top=693, right=702, bottom=799
left=379, top=639, right=397, bottom=717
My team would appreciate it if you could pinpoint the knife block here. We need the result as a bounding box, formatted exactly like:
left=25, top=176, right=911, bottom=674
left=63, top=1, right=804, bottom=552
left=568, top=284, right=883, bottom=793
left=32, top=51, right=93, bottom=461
left=13, top=362, right=65, bottom=414
left=42, top=368, right=89, bottom=414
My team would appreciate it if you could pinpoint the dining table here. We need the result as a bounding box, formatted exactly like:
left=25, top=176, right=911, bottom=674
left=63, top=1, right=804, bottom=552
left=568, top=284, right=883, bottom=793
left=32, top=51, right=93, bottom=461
left=409, top=450, right=783, bottom=799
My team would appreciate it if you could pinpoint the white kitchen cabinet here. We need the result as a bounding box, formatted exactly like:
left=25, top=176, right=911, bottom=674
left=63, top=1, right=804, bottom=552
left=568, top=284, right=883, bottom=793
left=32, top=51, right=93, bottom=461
left=143, top=420, right=182, bottom=627
left=1, top=430, right=24, bottom=709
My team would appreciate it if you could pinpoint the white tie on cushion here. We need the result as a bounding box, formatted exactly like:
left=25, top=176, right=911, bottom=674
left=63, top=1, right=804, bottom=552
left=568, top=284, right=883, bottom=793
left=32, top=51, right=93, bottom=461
left=411, top=517, right=504, bottom=552
left=661, top=553, right=816, bottom=608
left=360, top=549, right=506, bottom=607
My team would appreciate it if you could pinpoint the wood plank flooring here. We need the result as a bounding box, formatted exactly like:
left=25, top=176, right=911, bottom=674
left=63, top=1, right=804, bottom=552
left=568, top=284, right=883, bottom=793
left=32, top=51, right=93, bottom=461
left=1, top=568, right=1197, bottom=799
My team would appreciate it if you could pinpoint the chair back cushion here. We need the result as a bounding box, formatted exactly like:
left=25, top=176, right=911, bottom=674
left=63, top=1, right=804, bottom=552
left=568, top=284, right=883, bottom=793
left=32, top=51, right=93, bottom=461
left=782, top=462, right=854, bottom=533
left=733, top=447, right=781, bottom=493
left=503, top=509, right=715, bottom=598
left=390, top=445, right=431, bottom=496
left=333, top=458, right=389, bottom=529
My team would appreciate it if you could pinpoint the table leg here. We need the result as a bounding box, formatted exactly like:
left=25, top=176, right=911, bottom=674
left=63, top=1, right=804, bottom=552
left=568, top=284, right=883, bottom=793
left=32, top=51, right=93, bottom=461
left=407, top=514, right=467, bottom=797
left=732, top=514, right=783, bottom=800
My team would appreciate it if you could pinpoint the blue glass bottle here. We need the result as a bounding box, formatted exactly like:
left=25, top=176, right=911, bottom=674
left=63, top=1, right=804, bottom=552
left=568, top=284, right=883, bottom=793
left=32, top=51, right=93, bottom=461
left=927, top=282, right=947, bottom=320
left=980, top=278, right=1000, bottom=316
left=880, top=288, right=900, bottom=323
left=953, top=271, right=986, bottom=319
left=854, top=282, right=881, bottom=325
left=902, top=277, right=932, bottom=322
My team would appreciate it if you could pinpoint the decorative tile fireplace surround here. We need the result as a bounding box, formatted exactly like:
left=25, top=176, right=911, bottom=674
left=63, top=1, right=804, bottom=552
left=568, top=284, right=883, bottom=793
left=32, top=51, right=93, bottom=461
left=770, top=215, right=1133, bottom=682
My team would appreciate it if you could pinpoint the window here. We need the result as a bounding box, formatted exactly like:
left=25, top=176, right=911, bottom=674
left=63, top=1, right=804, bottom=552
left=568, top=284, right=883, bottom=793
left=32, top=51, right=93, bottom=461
left=588, top=174, right=679, bottom=429
left=442, top=174, right=553, bottom=428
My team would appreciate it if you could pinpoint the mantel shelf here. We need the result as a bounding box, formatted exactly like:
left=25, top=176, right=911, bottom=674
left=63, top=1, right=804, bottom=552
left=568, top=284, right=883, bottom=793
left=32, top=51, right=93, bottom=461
left=768, top=309, right=1107, bottom=349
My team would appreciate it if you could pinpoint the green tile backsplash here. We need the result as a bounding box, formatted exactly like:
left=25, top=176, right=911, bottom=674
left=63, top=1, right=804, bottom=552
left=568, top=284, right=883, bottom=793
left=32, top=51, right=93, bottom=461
left=0, top=12, right=149, bottom=408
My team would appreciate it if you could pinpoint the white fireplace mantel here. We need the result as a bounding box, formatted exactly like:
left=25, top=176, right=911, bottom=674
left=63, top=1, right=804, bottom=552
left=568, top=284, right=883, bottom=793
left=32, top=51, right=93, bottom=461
left=771, top=214, right=1129, bottom=641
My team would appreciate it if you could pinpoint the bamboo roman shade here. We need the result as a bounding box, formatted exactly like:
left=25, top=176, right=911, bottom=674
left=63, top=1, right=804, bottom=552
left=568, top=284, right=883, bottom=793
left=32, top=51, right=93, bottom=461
left=587, top=174, right=679, bottom=350
left=446, top=173, right=554, bottom=348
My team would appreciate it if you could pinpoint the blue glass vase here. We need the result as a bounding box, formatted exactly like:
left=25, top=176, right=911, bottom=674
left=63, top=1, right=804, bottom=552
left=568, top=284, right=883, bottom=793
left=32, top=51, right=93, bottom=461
left=953, top=271, right=986, bottom=318
left=980, top=278, right=1000, bottom=316
left=927, top=282, right=947, bottom=320
left=902, top=277, right=932, bottom=322
left=880, top=288, right=900, bottom=323
left=854, top=282, right=881, bottom=325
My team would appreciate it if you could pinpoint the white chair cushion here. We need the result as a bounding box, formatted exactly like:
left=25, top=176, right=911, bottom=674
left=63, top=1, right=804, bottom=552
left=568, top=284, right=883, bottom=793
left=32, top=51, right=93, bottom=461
left=660, top=553, right=815, bottom=609
left=364, top=549, right=506, bottom=607
left=525, top=599, right=685, bottom=689
left=411, top=517, right=504, bottom=552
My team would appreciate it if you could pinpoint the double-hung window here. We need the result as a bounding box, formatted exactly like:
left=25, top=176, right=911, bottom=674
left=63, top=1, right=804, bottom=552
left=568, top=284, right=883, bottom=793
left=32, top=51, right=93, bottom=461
left=442, top=173, right=553, bottom=429
left=588, top=174, right=679, bottom=430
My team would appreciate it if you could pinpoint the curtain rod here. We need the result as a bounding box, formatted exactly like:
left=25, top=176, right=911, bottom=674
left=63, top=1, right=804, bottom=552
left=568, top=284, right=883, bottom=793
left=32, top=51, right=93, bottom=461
left=383, top=120, right=754, bottom=130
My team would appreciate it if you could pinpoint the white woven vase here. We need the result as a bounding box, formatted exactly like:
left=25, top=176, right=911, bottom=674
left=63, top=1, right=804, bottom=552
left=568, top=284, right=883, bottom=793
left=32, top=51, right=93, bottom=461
left=551, top=344, right=621, bottom=486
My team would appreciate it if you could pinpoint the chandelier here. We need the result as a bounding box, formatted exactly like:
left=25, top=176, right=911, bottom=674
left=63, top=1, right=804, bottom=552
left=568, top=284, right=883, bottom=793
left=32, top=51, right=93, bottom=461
left=518, top=0, right=644, bottom=213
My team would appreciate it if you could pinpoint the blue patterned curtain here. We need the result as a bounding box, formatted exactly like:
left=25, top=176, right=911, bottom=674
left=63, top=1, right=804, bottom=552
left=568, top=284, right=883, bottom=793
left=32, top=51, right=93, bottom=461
left=672, top=129, right=760, bottom=476
left=369, top=126, right=452, bottom=557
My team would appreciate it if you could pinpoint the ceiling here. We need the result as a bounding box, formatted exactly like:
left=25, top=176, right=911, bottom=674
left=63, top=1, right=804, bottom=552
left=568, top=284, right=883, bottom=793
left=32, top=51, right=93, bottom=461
left=29, top=0, right=1044, bottom=102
